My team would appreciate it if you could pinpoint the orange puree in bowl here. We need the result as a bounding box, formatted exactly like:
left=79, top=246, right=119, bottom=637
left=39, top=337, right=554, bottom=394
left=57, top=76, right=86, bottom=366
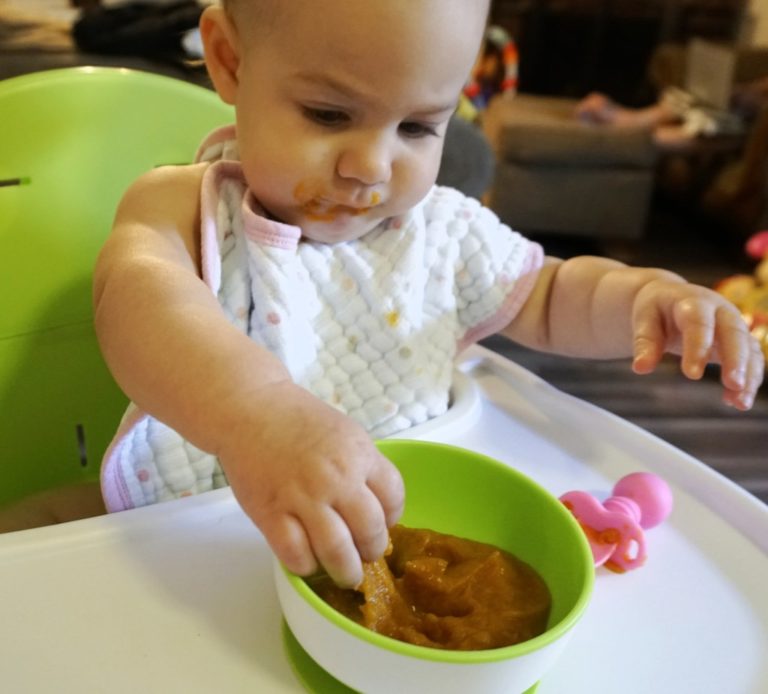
left=307, top=525, right=551, bottom=651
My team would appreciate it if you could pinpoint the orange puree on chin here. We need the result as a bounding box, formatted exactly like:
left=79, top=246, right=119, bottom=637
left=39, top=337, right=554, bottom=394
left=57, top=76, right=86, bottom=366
left=307, top=525, right=551, bottom=651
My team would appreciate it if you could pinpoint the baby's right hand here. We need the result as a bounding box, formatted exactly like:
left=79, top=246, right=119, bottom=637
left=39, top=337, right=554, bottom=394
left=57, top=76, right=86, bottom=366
left=218, top=380, right=404, bottom=588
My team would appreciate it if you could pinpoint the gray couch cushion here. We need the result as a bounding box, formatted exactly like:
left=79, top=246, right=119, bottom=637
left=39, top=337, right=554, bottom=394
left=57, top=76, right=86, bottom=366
left=484, top=94, right=657, bottom=168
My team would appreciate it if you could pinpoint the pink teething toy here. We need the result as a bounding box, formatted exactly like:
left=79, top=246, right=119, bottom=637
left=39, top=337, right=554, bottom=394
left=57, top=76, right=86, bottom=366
left=560, top=472, right=673, bottom=573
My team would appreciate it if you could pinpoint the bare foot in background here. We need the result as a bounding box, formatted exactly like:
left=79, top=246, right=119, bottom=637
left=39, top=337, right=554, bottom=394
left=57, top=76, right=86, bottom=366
left=575, top=91, right=695, bottom=150
left=575, top=91, right=678, bottom=129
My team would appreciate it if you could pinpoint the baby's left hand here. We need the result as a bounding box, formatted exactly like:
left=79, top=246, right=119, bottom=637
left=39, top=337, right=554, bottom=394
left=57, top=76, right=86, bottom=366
left=631, top=280, right=764, bottom=410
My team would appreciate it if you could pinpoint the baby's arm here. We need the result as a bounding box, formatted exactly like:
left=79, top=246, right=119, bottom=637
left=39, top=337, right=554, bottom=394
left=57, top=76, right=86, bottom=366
left=94, top=165, right=403, bottom=587
left=502, top=256, right=763, bottom=410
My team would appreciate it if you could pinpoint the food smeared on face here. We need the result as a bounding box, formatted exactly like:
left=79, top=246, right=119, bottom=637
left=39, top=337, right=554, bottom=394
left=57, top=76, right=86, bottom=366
left=308, top=525, right=552, bottom=651
left=293, top=182, right=382, bottom=222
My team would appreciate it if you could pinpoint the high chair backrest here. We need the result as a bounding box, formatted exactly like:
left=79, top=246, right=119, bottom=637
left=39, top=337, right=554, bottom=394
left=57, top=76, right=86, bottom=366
left=0, top=67, right=234, bottom=506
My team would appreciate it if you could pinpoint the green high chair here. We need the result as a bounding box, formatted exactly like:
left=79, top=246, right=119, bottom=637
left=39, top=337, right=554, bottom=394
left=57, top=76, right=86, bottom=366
left=0, top=67, right=234, bottom=507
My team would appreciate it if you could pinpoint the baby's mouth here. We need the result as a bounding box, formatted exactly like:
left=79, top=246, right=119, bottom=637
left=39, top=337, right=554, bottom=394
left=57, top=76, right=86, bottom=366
left=301, top=192, right=382, bottom=222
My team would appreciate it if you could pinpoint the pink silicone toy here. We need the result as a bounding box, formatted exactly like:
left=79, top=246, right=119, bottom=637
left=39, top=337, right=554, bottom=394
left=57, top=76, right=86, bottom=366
left=560, top=472, right=673, bottom=573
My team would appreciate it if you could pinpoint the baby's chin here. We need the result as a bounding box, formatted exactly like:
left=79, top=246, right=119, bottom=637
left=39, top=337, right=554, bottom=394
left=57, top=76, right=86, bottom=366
left=298, top=214, right=388, bottom=244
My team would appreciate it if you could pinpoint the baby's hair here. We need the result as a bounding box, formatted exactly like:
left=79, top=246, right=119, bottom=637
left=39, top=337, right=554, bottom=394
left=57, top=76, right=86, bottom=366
left=220, top=0, right=282, bottom=32
left=220, top=0, right=238, bottom=17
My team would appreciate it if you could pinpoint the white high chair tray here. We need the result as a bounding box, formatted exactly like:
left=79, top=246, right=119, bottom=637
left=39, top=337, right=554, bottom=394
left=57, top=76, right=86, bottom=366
left=1, top=345, right=766, bottom=694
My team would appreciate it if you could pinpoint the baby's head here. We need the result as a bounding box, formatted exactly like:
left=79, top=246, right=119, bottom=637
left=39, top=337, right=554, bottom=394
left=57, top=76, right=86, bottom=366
left=201, top=0, right=489, bottom=243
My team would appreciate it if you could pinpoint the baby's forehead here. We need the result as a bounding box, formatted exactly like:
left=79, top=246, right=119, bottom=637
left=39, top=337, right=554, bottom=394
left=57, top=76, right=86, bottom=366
left=238, top=1, right=487, bottom=94
left=225, top=0, right=488, bottom=30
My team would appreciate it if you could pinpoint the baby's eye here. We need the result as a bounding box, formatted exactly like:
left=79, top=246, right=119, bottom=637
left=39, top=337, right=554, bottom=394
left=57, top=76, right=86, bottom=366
left=303, top=107, right=349, bottom=127
left=399, top=121, right=438, bottom=138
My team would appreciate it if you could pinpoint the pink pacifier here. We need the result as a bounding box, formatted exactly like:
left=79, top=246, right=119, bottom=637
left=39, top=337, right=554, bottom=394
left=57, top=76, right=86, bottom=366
left=560, top=472, right=673, bottom=573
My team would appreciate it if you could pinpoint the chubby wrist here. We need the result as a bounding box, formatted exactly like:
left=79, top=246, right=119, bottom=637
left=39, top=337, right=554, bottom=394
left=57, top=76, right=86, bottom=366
left=207, top=375, right=305, bottom=461
left=604, top=264, right=685, bottom=291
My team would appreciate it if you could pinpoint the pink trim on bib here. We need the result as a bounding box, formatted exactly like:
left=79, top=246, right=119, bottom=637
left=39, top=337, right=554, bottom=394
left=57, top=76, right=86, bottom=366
left=100, top=405, right=149, bottom=512
left=194, top=124, right=236, bottom=163
left=200, top=160, right=246, bottom=293
left=242, top=191, right=302, bottom=250
left=457, top=241, right=543, bottom=353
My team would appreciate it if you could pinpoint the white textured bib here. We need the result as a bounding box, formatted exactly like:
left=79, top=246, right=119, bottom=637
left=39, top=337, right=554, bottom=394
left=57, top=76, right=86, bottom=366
left=101, top=127, right=543, bottom=511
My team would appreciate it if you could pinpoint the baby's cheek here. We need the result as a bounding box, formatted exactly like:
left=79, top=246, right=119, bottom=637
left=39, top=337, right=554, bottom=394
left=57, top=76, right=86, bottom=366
left=393, top=162, right=439, bottom=209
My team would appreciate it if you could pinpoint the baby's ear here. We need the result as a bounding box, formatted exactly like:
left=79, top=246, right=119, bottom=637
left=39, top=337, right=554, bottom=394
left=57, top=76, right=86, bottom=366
left=200, top=6, right=241, bottom=105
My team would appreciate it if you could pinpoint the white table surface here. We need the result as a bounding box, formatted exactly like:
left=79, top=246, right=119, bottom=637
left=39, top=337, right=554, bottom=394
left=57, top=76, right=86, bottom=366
left=1, top=345, right=766, bottom=694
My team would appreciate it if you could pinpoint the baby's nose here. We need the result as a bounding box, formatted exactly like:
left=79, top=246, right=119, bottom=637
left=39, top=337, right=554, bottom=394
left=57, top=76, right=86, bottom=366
left=336, top=133, right=393, bottom=186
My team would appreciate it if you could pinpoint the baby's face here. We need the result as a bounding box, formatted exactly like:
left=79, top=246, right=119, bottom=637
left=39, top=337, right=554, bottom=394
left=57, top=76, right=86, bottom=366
left=224, top=0, right=488, bottom=243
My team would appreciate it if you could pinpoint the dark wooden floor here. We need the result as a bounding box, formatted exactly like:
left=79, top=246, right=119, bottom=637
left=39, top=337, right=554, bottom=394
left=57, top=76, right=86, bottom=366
left=2, top=2, right=766, bottom=506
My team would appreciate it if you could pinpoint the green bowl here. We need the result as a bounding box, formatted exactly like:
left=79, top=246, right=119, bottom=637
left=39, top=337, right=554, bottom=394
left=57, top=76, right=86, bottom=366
left=274, top=439, right=594, bottom=694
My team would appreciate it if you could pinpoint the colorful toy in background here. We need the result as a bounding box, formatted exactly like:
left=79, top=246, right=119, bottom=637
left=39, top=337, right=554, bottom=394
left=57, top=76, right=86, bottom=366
left=560, top=472, right=674, bottom=573
left=714, top=230, right=768, bottom=364
left=458, top=25, right=518, bottom=122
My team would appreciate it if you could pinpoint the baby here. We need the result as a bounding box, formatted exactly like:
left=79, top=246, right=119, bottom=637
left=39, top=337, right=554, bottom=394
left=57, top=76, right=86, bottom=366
left=93, top=0, right=764, bottom=589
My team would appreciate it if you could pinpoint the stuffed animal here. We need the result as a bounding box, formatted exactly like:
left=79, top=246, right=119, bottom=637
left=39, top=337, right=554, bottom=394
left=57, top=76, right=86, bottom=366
left=715, top=230, right=768, bottom=363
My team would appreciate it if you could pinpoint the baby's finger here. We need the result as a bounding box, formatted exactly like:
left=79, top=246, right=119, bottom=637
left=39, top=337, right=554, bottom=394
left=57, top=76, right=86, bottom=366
left=723, top=335, right=764, bottom=410
left=675, top=299, right=715, bottom=380
left=713, top=306, right=752, bottom=391
left=366, top=455, right=405, bottom=527
left=334, top=486, right=389, bottom=562
left=746, top=337, right=766, bottom=401
left=303, top=506, right=363, bottom=588
left=262, top=513, right=318, bottom=577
